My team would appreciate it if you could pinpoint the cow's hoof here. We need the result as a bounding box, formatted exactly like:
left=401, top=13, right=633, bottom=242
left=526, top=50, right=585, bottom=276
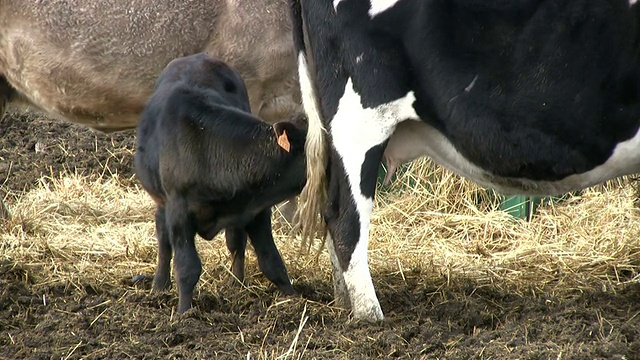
left=350, top=295, right=385, bottom=322
left=351, top=303, right=385, bottom=323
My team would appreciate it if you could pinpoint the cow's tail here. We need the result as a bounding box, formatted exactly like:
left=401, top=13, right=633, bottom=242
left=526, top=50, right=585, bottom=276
left=290, top=0, right=328, bottom=253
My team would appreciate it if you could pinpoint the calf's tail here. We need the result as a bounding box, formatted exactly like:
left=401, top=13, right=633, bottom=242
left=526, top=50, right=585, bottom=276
left=290, top=0, right=328, bottom=252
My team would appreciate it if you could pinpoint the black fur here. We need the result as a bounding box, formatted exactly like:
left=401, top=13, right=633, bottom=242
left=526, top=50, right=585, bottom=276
left=403, top=0, right=640, bottom=179
left=135, top=53, right=306, bottom=313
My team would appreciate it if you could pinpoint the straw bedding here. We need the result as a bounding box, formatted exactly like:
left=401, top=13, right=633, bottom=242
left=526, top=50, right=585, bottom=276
left=1, top=113, right=639, bottom=359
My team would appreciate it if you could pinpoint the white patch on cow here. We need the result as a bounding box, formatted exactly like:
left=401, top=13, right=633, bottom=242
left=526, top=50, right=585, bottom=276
left=369, top=0, right=402, bottom=17
left=555, top=126, right=640, bottom=193
left=334, top=0, right=401, bottom=17
left=330, top=78, right=418, bottom=320
left=341, top=205, right=383, bottom=321
left=355, top=53, right=364, bottom=64
left=389, top=120, right=640, bottom=196
left=630, top=0, right=638, bottom=6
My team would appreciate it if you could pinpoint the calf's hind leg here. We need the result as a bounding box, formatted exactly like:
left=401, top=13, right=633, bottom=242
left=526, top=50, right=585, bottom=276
left=165, top=196, right=201, bottom=313
left=245, top=208, right=296, bottom=295
left=152, top=206, right=172, bottom=291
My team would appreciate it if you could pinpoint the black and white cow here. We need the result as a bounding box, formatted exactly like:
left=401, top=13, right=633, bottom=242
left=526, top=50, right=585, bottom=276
left=291, top=0, right=640, bottom=321
left=135, top=53, right=307, bottom=313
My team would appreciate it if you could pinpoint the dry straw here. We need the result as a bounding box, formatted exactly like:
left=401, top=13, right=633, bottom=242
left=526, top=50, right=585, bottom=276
left=2, top=157, right=639, bottom=303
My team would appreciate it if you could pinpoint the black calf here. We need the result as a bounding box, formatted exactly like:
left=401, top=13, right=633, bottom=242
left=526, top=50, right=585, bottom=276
left=135, top=53, right=306, bottom=313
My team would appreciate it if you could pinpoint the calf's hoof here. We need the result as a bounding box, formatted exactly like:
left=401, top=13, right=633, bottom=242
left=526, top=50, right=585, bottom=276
left=177, top=295, right=193, bottom=314
left=176, top=306, right=201, bottom=319
left=130, top=274, right=154, bottom=288
left=277, top=284, right=297, bottom=297
left=152, top=274, right=172, bottom=292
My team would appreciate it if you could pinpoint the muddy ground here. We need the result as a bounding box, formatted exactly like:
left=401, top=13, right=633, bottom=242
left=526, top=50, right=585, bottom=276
left=1, top=113, right=640, bottom=359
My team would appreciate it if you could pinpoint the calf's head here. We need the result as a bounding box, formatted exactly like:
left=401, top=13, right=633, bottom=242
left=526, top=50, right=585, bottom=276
left=158, top=53, right=251, bottom=113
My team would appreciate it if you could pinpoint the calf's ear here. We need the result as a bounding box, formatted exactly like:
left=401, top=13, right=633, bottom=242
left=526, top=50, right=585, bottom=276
left=273, top=122, right=293, bottom=153
left=274, top=121, right=307, bottom=153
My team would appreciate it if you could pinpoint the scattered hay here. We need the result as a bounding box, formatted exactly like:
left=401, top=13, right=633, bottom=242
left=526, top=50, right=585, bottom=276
left=3, top=158, right=639, bottom=303
left=2, top=159, right=640, bottom=359
left=369, top=158, right=640, bottom=299
left=1, top=174, right=158, bottom=288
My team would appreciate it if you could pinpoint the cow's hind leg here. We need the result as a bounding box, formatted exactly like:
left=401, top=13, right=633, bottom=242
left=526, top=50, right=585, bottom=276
left=324, top=139, right=387, bottom=321
left=245, top=208, right=295, bottom=295
left=326, top=79, right=419, bottom=321
left=225, top=227, right=247, bottom=285
left=325, top=232, right=350, bottom=309
left=152, top=206, right=172, bottom=291
left=165, top=196, right=201, bottom=313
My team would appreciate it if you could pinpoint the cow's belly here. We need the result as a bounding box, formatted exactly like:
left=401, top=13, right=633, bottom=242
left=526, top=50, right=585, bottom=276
left=2, top=50, right=299, bottom=131
left=0, top=38, right=171, bottom=131
left=5, top=88, right=146, bottom=132
left=390, top=120, right=640, bottom=196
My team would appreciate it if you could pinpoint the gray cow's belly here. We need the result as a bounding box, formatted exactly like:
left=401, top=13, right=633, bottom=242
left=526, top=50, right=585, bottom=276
left=388, top=120, right=640, bottom=196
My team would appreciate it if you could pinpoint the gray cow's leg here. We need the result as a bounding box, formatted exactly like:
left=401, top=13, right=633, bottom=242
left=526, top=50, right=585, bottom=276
left=0, top=77, right=14, bottom=220
left=0, top=193, right=7, bottom=220
left=245, top=208, right=296, bottom=295
left=165, top=196, right=201, bottom=313
left=152, top=206, right=172, bottom=292
left=224, top=227, right=247, bottom=285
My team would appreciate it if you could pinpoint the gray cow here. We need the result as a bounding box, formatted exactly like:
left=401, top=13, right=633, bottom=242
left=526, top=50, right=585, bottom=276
left=0, top=0, right=300, bottom=217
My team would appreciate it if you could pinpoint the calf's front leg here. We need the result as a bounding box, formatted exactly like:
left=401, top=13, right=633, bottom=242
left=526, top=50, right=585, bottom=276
left=245, top=208, right=296, bottom=295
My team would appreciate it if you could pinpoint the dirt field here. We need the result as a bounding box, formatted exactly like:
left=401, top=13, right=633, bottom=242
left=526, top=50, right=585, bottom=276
left=1, top=113, right=640, bottom=359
